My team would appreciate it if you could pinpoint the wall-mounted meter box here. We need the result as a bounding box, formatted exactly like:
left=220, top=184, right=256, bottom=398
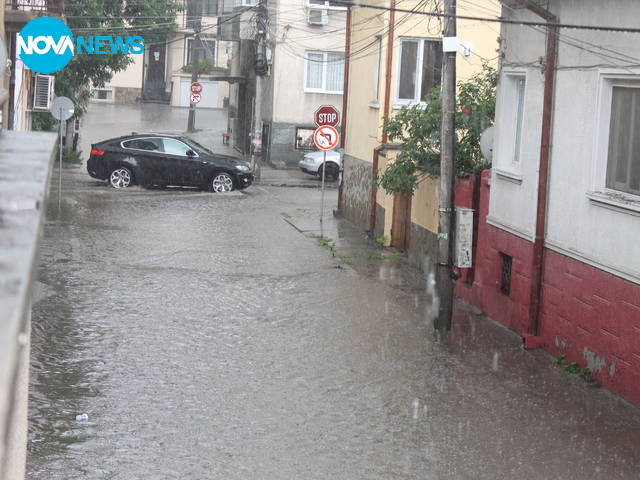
left=454, top=207, right=474, bottom=268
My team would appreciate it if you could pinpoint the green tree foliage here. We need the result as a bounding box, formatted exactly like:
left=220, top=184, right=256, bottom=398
left=374, top=64, right=497, bottom=197
left=54, top=0, right=185, bottom=117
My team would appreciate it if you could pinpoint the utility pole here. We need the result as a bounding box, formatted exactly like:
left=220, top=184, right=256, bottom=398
left=187, top=17, right=201, bottom=132
left=434, top=0, right=456, bottom=331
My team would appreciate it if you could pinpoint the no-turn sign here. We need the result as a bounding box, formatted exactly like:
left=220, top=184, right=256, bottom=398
left=314, top=125, right=339, bottom=150
left=190, top=92, right=202, bottom=104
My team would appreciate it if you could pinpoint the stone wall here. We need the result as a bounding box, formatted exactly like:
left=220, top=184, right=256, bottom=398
left=342, top=154, right=374, bottom=232
left=407, top=222, right=438, bottom=274
left=115, top=87, right=142, bottom=104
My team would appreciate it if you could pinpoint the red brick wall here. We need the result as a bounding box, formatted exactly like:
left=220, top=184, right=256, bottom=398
left=540, top=250, right=640, bottom=404
left=453, top=170, right=640, bottom=407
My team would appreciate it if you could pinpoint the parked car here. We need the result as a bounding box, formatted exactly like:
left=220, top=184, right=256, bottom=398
left=298, top=150, right=341, bottom=182
left=87, top=133, right=254, bottom=192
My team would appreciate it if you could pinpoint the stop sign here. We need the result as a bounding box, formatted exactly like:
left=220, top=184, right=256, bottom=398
left=314, top=105, right=340, bottom=127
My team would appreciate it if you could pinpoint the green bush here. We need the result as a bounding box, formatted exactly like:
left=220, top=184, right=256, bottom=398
left=180, top=58, right=223, bottom=74
left=374, top=64, right=496, bottom=197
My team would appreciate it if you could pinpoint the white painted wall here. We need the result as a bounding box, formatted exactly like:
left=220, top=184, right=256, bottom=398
left=491, top=0, right=640, bottom=282
left=267, top=0, right=346, bottom=125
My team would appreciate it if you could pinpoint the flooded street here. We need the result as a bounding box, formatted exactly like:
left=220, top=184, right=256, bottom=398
left=27, top=104, right=640, bottom=479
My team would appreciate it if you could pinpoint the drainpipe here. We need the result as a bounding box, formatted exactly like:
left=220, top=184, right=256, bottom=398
left=338, top=4, right=351, bottom=210
left=512, top=0, right=558, bottom=344
left=371, top=0, right=395, bottom=231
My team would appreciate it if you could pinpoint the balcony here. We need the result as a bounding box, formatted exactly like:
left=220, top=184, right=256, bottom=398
left=5, top=0, right=66, bottom=32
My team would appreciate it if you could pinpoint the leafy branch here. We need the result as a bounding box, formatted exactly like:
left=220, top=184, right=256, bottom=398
left=374, top=64, right=497, bottom=197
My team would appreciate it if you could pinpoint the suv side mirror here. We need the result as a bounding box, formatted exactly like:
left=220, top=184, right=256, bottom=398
left=186, top=149, right=197, bottom=157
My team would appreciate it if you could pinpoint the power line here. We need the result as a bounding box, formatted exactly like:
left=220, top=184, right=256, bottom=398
left=329, top=0, right=640, bottom=34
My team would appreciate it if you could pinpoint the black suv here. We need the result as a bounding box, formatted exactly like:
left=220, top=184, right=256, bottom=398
left=87, top=133, right=253, bottom=192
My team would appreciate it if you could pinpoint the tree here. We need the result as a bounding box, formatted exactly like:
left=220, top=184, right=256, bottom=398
left=374, top=64, right=497, bottom=197
left=47, top=0, right=185, bottom=150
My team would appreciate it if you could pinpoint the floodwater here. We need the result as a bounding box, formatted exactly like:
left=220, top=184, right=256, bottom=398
left=27, top=104, right=640, bottom=479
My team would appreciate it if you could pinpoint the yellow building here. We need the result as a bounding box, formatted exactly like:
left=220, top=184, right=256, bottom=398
left=341, top=0, right=500, bottom=272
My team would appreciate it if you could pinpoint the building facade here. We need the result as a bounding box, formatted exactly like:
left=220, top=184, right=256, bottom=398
left=100, top=0, right=230, bottom=109
left=223, top=0, right=346, bottom=164
left=341, top=0, right=501, bottom=273
left=455, top=0, right=640, bottom=407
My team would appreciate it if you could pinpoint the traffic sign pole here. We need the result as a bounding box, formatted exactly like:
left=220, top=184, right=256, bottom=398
left=313, top=106, right=339, bottom=223
left=51, top=96, right=74, bottom=205
left=321, top=150, right=326, bottom=223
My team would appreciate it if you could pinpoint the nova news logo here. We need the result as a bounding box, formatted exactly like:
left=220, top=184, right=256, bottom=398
left=18, top=17, right=144, bottom=74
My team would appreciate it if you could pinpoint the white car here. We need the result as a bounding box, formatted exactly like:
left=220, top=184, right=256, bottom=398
left=298, top=150, right=342, bottom=182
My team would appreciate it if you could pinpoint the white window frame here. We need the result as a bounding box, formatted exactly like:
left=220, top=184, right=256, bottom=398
left=307, top=0, right=347, bottom=10
left=508, top=74, right=527, bottom=166
left=395, top=37, right=442, bottom=106
left=235, top=0, right=258, bottom=7
left=590, top=70, right=640, bottom=214
left=303, top=51, right=345, bottom=94
left=185, top=36, right=217, bottom=66
left=373, top=36, right=382, bottom=104
left=90, top=87, right=114, bottom=102
left=492, top=70, right=527, bottom=184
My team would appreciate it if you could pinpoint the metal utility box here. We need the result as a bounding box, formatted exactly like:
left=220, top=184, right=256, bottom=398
left=454, top=207, right=474, bottom=268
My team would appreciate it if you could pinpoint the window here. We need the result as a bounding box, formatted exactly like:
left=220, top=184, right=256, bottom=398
left=162, top=139, right=194, bottom=156
left=606, top=85, right=640, bottom=196
left=500, top=253, right=513, bottom=296
left=304, top=51, right=344, bottom=94
left=202, top=0, right=218, bottom=16
left=308, top=0, right=346, bottom=8
left=396, top=38, right=442, bottom=104
left=122, top=138, right=161, bottom=151
left=188, top=0, right=218, bottom=18
left=91, top=88, right=113, bottom=102
left=493, top=72, right=526, bottom=183
left=511, top=76, right=526, bottom=164
left=374, top=36, right=382, bottom=102
left=186, top=37, right=216, bottom=65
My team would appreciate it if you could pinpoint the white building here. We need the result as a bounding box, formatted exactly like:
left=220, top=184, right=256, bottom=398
left=98, top=0, right=230, bottom=109
left=223, top=0, right=346, bottom=163
left=470, top=0, right=640, bottom=407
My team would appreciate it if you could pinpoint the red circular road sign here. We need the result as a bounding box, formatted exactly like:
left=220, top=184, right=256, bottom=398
left=190, top=92, right=202, bottom=104
left=190, top=82, right=203, bottom=94
left=314, top=105, right=340, bottom=127
left=314, top=125, right=339, bottom=150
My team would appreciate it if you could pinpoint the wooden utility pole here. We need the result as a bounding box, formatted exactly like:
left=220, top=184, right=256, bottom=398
left=434, top=0, right=456, bottom=331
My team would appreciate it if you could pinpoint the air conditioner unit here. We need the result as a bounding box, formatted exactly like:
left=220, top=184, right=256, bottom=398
left=33, top=74, right=54, bottom=111
left=308, top=8, right=328, bottom=25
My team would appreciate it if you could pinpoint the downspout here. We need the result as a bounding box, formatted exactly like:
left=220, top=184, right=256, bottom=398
left=512, top=0, right=558, bottom=343
left=371, top=0, right=395, bottom=231
left=338, top=4, right=351, bottom=210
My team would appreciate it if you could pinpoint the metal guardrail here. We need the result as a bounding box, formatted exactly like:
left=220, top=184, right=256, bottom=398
left=5, top=0, right=65, bottom=15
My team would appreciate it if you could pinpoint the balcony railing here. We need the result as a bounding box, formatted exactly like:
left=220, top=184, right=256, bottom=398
left=5, top=0, right=65, bottom=15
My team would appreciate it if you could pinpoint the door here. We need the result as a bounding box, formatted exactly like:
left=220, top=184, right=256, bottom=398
left=120, top=138, right=166, bottom=185
left=160, top=138, right=206, bottom=186
left=144, top=43, right=167, bottom=101
left=390, top=194, right=412, bottom=252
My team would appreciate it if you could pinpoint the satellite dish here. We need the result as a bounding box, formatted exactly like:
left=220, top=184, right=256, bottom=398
left=480, top=126, right=494, bottom=162
left=51, top=96, right=75, bottom=121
